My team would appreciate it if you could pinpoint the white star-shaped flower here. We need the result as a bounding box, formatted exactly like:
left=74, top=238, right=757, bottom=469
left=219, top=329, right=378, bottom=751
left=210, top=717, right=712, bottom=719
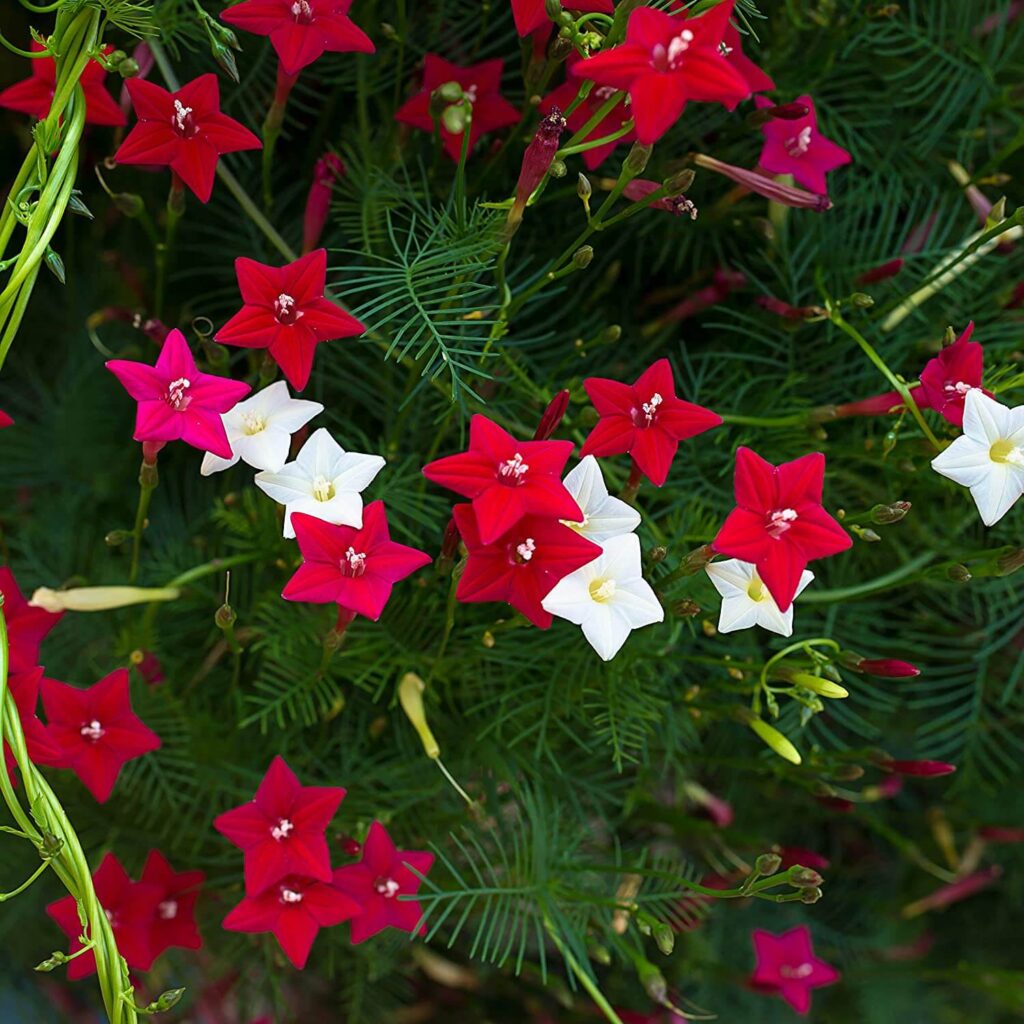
left=200, top=381, right=323, bottom=476
left=254, top=427, right=385, bottom=538
left=560, top=455, right=642, bottom=542
left=541, top=533, right=664, bottom=661
left=706, top=559, right=814, bottom=637
left=931, top=389, right=1024, bottom=526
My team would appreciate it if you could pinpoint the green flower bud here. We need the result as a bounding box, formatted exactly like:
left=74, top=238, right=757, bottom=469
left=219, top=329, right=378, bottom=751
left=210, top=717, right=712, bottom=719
left=623, top=142, right=653, bottom=176
left=441, top=104, right=467, bottom=135
left=652, top=921, right=674, bottom=956
left=791, top=672, right=849, bottom=699
left=755, top=852, right=782, bottom=876
left=789, top=867, right=824, bottom=888
left=800, top=886, right=823, bottom=904
left=573, top=245, right=594, bottom=269
left=44, top=248, right=65, bottom=285
left=746, top=717, right=802, bottom=764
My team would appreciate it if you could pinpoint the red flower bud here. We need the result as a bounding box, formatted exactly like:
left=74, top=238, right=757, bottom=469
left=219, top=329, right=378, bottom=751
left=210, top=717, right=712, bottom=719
left=856, top=658, right=920, bottom=677
left=978, top=826, right=1024, bottom=843
left=533, top=389, right=570, bottom=440
left=439, top=517, right=461, bottom=562
left=776, top=846, right=831, bottom=871
left=661, top=266, right=744, bottom=322
left=302, top=153, right=345, bottom=254
left=765, top=102, right=811, bottom=120
left=833, top=391, right=903, bottom=418
left=878, top=759, right=957, bottom=777
left=756, top=295, right=826, bottom=320
left=855, top=258, right=905, bottom=285
left=1006, top=280, right=1024, bottom=309
left=130, top=649, right=165, bottom=686
left=509, top=108, right=567, bottom=227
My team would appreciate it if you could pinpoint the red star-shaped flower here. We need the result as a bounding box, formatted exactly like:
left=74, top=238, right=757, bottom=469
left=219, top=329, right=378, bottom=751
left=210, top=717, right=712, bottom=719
left=580, top=358, right=722, bottom=486
left=115, top=74, right=261, bottom=203
left=40, top=669, right=161, bottom=803
left=395, top=55, right=519, bottom=162
left=712, top=447, right=852, bottom=612
left=282, top=503, right=431, bottom=621
left=750, top=926, right=840, bottom=1014
left=221, top=0, right=374, bottom=76
left=0, top=43, right=126, bottom=126
left=213, top=755, right=347, bottom=896
left=332, top=821, right=434, bottom=944
left=916, top=321, right=992, bottom=427
left=4, top=668, right=65, bottom=784
left=0, top=566, right=62, bottom=674
left=721, top=22, right=774, bottom=94
left=139, top=850, right=205, bottom=965
left=570, top=2, right=750, bottom=144
left=511, top=0, right=613, bottom=37
left=452, top=504, right=601, bottom=628
left=0, top=410, right=12, bottom=428
left=223, top=874, right=359, bottom=969
left=46, top=854, right=163, bottom=979
left=215, top=249, right=365, bottom=392
left=106, top=328, right=251, bottom=459
left=755, top=94, right=850, bottom=196
left=423, top=415, right=582, bottom=544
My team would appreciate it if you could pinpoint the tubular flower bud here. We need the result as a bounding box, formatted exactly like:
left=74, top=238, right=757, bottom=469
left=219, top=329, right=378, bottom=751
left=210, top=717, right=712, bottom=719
left=901, top=865, right=1001, bottom=918
left=745, top=715, right=801, bottom=765
left=30, top=585, right=181, bottom=613
left=855, top=658, right=920, bottom=678
left=877, top=758, right=957, bottom=777
left=533, top=389, right=571, bottom=440
left=756, top=295, right=826, bottom=319
left=302, top=152, right=346, bottom=254
left=693, top=154, right=833, bottom=211
left=871, top=501, right=911, bottom=524
left=855, top=258, right=905, bottom=284
left=790, top=673, right=849, bottom=699
left=398, top=672, right=440, bottom=759
left=508, top=108, right=567, bottom=229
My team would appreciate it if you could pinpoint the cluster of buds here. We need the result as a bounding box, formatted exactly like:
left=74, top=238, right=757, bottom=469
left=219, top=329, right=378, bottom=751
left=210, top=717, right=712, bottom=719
left=196, top=6, right=243, bottom=82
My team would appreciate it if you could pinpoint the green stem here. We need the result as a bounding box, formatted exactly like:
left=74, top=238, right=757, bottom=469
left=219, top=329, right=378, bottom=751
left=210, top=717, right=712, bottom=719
left=544, top=918, right=625, bottom=1024
left=129, top=460, right=158, bottom=585
left=0, top=858, right=52, bottom=901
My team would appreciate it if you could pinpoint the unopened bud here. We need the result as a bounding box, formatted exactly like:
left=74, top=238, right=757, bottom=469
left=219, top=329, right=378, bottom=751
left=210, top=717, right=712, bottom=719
left=947, top=564, right=972, bottom=583
left=145, top=989, right=186, bottom=1013
left=398, top=672, right=440, bottom=759
left=664, top=168, right=695, bottom=195
left=436, top=81, right=464, bottom=104
left=870, top=500, right=911, bottom=524
left=672, top=599, right=701, bottom=618
left=833, top=763, right=864, bottom=781
left=212, top=40, right=239, bottom=83
left=598, top=324, right=621, bottom=344
left=545, top=0, right=562, bottom=16
left=789, top=868, right=824, bottom=888
left=623, top=142, right=653, bottom=176
left=113, top=191, right=145, bottom=217
left=39, top=832, right=63, bottom=859
left=745, top=716, right=801, bottom=765
left=850, top=292, right=875, bottom=308
left=35, top=951, right=68, bottom=972
left=105, top=530, right=129, bottom=547
left=573, top=245, right=594, bottom=268
left=679, top=544, right=715, bottom=576
left=648, top=546, right=667, bottom=564
left=68, top=193, right=94, bottom=220
left=44, top=248, right=65, bottom=285
left=577, top=172, right=592, bottom=211
left=652, top=921, right=674, bottom=956
left=215, top=603, right=237, bottom=630
left=533, top=389, right=570, bottom=440
left=996, top=548, right=1024, bottom=576
left=441, top=104, right=467, bottom=135
left=755, top=853, right=782, bottom=876
left=549, top=159, right=567, bottom=178
left=118, top=57, right=140, bottom=78
left=800, top=886, right=823, bottom=904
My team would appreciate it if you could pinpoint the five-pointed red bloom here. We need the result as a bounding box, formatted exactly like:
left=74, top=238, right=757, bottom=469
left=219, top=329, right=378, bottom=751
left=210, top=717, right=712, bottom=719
left=452, top=504, right=601, bottom=628
left=115, top=74, right=261, bottom=203
left=139, top=850, right=205, bottom=965
left=106, top=328, right=251, bottom=459
left=755, top=94, right=850, bottom=196
left=580, top=358, right=722, bottom=487
left=750, top=926, right=839, bottom=1014
left=333, top=821, right=434, bottom=944
left=215, top=249, right=365, bottom=392
left=0, top=566, right=62, bottom=674
left=511, top=0, right=613, bottom=37
left=223, top=874, right=360, bottom=969
left=395, top=55, right=519, bottom=161
left=571, top=3, right=750, bottom=144
left=222, top=0, right=374, bottom=76
left=712, top=447, right=852, bottom=612
left=0, top=44, right=126, bottom=126
left=0, top=410, right=12, bottom=428
left=916, top=322, right=992, bottom=427
left=213, top=755, right=347, bottom=896
left=4, top=668, right=65, bottom=782
left=47, top=854, right=163, bottom=979
left=282, top=504, right=431, bottom=621
left=41, top=669, right=161, bottom=803
left=423, top=415, right=582, bottom=544
left=721, top=23, right=774, bottom=94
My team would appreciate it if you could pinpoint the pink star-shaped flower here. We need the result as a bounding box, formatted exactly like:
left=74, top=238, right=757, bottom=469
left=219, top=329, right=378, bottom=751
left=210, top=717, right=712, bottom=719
left=333, top=821, right=434, bottom=943
left=712, top=447, right=852, bottom=612
left=423, top=415, right=582, bottom=544
left=452, top=504, right=601, bottom=628
left=282, top=503, right=431, bottom=621
left=47, top=854, right=163, bottom=979
left=215, top=249, right=365, bottom=392
left=570, top=3, right=750, bottom=144
left=213, top=755, right=347, bottom=896
left=0, top=43, right=126, bottom=126
left=750, top=925, right=840, bottom=1014
left=223, top=874, right=360, bottom=969
left=221, top=0, right=374, bottom=76
left=755, top=94, right=850, bottom=196
left=139, top=850, right=205, bottom=966
left=0, top=566, right=62, bottom=674
left=106, top=328, right=251, bottom=459
left=41, top=669, right=162, bottom=803
left=580, top=358, right=722, bottom=486
left=395, top=55, right=519, bottom=162
left=115, top=74, right=261, bottom=203
left=511, top=0, right=613, bottom=37
left=916, top=321, right=992, bottom=427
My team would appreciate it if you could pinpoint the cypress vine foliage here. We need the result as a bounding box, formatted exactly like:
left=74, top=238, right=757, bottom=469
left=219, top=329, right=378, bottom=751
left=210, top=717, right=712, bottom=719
left=1, top=0, right=1024, bottom=1021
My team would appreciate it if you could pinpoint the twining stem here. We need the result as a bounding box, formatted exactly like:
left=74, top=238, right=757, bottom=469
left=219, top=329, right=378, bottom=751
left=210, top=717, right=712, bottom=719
left=544, top=918, right=625, bottom=1024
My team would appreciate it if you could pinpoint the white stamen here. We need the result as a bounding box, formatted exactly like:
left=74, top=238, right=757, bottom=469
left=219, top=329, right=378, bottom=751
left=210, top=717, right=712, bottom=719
left=158, top=899, right=178, bottom=920
left=780, top=962, right=814, bottom=980
left=464, top=84, right=478, bottom=104
left=767, top=508, right=798, bottom=538
left=344, top=547, right=367, bottom=576
left=280, top=887, right=303, bottom=904
left=516, top=538, right=536, bottom=562
left=241, top=412, right=267, bottom=435
left=719, top=41, right=734, bottom=56
left=80, top=719, right=105, bottom=741
left=638, top=392, right=663, bottom=425
left=785, top=126, right=813, bottom=157
left=666, top=29, right=695, bottom=68
left=311, top=474, right=335, bottom=502
left=166, top=377, right=191, bottom=409
left=943, top=380, right=973, bottom=396
left=375, top=877, right=400, bottom=898
left=498, top=452, right=530, bottom=480
left=172, top=99, right=193, bottom=132
left=271, top=818, right=294, bottom=841
left=290, top=0, right=312, bottom=17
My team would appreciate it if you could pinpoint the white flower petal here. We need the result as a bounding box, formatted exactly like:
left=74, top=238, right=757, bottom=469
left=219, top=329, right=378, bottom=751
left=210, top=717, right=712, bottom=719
left=541, top=572, right=594, bottom=624
left=254, top=465, right=314, bottom=504
left=706, top=558, right=755, bottom=596
left=754, top=601, right=795, bottom=637
left=963, top=389, right=1011, bottom=443
left=716, top=595, right=761, bottom=634
left=295, top=427, right=344, bottom=476
left=563, top=457, right=641, bottom=541
left=200, top=450, right=239, bottom=476
left=269, top=398, right=324, bottom=434
left=581, top=603, right=632, bottom=661
left=599, top=533, right=643, bottom=582
left=331, top=452, right=387, bottom=493
left=969, top=464, right=1024, bottom=526
left=563, top=456, right=604, bottom=511
left=609, top=578, right=664, bottom=629
left=793, top=569, right=815, bottom=600
left=233, top=429, right=291, bottom=473
left=931, top=436, right=993, bottom=489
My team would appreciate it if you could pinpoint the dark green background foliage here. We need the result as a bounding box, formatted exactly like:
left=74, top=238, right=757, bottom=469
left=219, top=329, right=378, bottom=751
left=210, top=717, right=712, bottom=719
left=1, top=0, right=1023, bottom=1020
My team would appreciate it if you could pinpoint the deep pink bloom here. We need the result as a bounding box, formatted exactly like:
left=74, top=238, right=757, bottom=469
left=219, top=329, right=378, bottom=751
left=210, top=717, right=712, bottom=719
left=776, top=846, right=831, bottom=872
left=580, top=358, right=722, bottom=487
left=916, top=322, right=992, bottom=427
left=47, top=854, right=162, bottom=979
left=106, top=329, right=250, bottom=459
left=721, top=23, right=774, bottom=94
left=139, top=850, right=205, bottom=964
left=452, top=504, right=601, bottom=628
left=4, top=668, right=65, bottom=782
left=755, top=94, right=850, bottom=196
left=282, top=504, right=431, bottom=621
left=221, top=0, right=374, bottom=76
left=215, top=249, right=365, bottom=392
left=41, top=669, right=161, bottom=803
left=223, top=875, right=359, bottom=969
left=302, top=152, right=346, bottom=253
left=854, top=658, right=920, bottom=678
left=0, top=410, right=11, bottom=428
left=570, top=3, right=750, bottom=144
left=213, top=755, right=347, bottom=896
left=333, top=821, right=434, bottom=944
left=423, top=415, right=581, bottom=544
left=878, top=759, right=956, bottom=777
left=0, top=566, right=62, bottom=674
left=511, top=0, right=613, bottom=36
left=541, top=55, right=635, bottom=170
left=712, top=447, right=852, bottom=611
left=115, top=74, right=261, bottom=203
left=750, top=926, right=840, bottom=1014
left=0, top=43, right=126, bottom=126
left=395, top=55, right=519, bottom=162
